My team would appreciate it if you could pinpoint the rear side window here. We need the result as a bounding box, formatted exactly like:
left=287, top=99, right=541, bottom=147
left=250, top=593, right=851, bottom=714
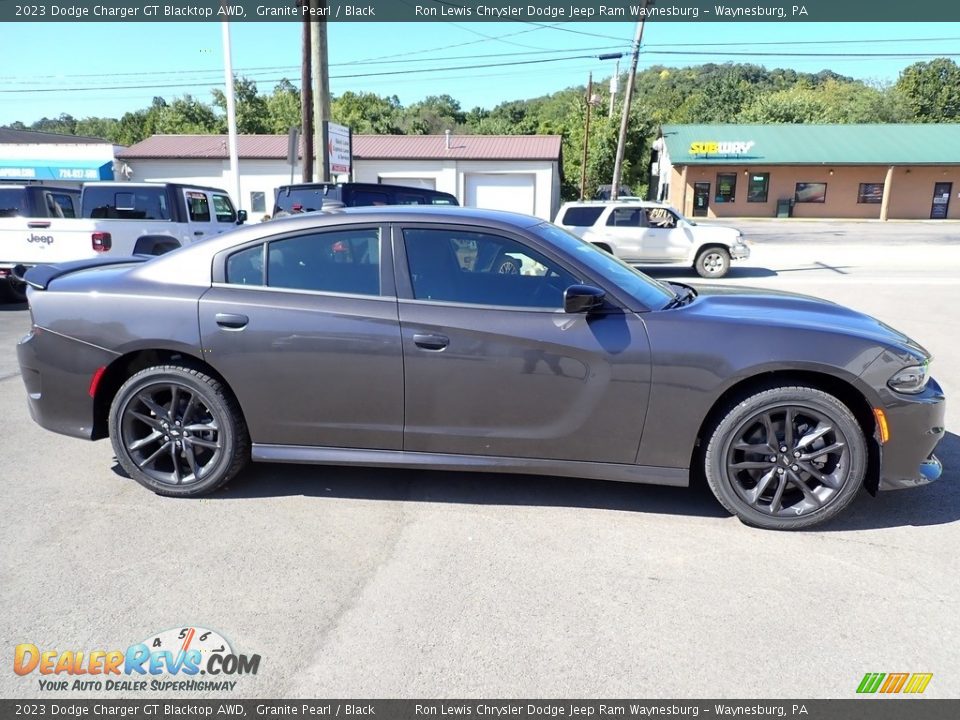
left=46, top=192, right=77, bottom=218
left=83, top=186, right=170, bottom=220
left=350, top=190, right=390, bottom=206
left=560, top=206, right=604, bottom=226
left=212, top=194, right=236, bottom=223
left=606, top=208, right=644, bottom=227
left=186, top=192, right=211, bottom=222
left=223, top=228, right=382, bottom=294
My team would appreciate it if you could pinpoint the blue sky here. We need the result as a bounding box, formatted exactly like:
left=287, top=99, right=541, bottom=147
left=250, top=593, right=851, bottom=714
left=2, top=21, right=959, bottom=125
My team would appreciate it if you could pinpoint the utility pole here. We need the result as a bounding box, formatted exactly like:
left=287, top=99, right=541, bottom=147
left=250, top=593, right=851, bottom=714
left=608, top=59, right=620, bottom=119
left=220, top=19, right=241, bottom=211
left=300, top=1, right=313, bottom=183
left=579, top=73, right=593, bottom=201
left=311, top=0, right=331, bottom=182
left=611, top=2, right=651, bottom=201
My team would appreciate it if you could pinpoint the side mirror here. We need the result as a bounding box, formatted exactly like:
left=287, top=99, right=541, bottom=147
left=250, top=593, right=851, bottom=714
left=563, top=284, right=606, bottom=314
left=236, top=209, right=248, bottom=225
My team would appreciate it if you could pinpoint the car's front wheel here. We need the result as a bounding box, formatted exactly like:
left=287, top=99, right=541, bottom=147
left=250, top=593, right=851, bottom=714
left=694, top=246, right=731, bottom=278
left=109, top=364, right=249, bottom=496
left=704, top=386, right=867, bottom=530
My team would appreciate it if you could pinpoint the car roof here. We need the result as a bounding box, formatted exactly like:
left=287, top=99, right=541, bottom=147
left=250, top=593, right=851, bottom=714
left=560, top=199, right=665, bottom=207
left=133, top=205, right=548, bottom=287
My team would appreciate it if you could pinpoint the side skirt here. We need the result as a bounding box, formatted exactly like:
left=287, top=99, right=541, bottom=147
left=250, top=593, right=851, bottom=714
left=251, top=444, right=689, bottom=487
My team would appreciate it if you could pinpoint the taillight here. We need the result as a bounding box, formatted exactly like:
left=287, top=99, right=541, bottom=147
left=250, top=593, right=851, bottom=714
left=92, top=232, right=112, bottom=253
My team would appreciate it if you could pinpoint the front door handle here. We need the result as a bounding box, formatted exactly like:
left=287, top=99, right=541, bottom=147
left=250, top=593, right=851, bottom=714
left=215, top=312, right=249, bottom=329
left=413, top=333, right=449, bottom=350
left=194, top=231, right=204, bottom=236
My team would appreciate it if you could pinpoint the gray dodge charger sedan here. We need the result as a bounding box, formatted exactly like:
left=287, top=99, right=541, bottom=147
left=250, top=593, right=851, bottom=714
left=16, top=207, right=945, bottom=530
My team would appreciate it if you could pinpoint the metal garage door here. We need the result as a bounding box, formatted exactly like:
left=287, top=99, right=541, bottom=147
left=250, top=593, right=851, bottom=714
left=465, top=173, right=536, bottom=215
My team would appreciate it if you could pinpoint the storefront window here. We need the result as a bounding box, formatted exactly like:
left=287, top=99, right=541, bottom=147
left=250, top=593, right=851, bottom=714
left=795, top=182, right=827, bottom=203
left=747, top=173, right=769, bottom=203
left=715, top=173, right=737, bottom=203
left=250, top=191, right=266, bottom=213
left=857, top=183, right=884, bottom=204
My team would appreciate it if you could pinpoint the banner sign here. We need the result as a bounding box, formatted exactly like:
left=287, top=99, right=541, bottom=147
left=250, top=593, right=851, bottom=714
left=2, top=1, right=959, bottom=22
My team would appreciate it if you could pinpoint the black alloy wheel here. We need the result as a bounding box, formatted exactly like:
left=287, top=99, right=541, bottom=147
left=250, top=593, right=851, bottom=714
left=705, top=386, right=867, bottom=530
left=109, top=365, right=249, bottom=496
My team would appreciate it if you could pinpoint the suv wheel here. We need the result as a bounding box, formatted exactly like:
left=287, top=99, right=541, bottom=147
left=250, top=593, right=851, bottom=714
left=694, top=246, right=730, bottom=278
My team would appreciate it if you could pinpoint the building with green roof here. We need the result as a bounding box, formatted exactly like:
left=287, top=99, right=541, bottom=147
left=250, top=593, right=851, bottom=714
left=654, top=124, right=960, bottom=221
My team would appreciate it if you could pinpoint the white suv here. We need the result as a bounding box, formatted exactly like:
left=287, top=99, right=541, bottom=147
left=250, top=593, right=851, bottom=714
left=554, top=200, right=749, bottom=278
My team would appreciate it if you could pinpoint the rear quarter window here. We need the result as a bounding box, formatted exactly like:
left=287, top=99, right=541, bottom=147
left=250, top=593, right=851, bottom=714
left=560, top=206, right=604, bottom=227
left=83, top=187, right=171, bottom=220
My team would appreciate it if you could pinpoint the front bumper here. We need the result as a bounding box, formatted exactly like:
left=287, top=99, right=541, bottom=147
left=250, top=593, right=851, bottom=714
left=729, top=242, right=750, bottom=260
left=877, top=376, right=946, bottom=491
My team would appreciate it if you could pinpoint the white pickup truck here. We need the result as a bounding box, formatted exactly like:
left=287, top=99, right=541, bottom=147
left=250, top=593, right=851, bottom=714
left=0, top=182, right=246, bottom=302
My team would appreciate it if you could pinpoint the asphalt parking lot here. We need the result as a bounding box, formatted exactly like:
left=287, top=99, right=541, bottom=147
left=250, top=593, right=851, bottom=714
left=1, top=220, right=958, bottom=700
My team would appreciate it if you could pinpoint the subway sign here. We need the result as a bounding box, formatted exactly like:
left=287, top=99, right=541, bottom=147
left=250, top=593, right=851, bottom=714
left=689, top=141, right=756, bottom=155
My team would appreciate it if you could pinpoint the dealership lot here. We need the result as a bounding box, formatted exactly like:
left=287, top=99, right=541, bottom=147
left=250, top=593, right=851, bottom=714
left=1, top=221, right=958, bottom=699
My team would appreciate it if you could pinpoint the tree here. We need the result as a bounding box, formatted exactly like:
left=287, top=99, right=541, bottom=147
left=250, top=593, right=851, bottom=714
left=331, top=91, right=402, bottom=134
left=212, top=76, right=271, bottom=134
left=894, top=58, right=960, bottom=122
left=402, top=94, right=467, bottom=134
left=266, top=79, right=301, bottom=134
left=153, top=95, right=220, bottom=135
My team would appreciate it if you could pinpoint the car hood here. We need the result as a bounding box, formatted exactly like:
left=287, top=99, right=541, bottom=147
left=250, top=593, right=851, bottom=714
left=682, top=283, right=928, bottom=359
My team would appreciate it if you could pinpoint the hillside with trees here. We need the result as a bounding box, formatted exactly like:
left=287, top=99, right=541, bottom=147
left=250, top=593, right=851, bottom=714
left=5, top=59, right=959, bottom=200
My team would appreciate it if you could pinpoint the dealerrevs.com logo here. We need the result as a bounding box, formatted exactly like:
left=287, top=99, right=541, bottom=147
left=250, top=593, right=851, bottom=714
left=14, top=627, right=260, bottom=692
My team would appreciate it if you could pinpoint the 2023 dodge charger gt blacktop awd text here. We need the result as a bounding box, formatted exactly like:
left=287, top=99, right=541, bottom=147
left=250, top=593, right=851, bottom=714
left=16, top=207, right=945, bottom=530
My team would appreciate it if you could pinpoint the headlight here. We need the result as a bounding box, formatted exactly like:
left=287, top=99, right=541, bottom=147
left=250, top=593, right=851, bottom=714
left=887, top=362, right=930, bottom=394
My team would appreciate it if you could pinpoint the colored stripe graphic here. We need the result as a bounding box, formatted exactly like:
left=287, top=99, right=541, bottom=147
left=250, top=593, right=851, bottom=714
left=903, top=673, right=934, bottom=694
left=857, top=673, right=886, bottom=694
left=880, top=673, right=909, bottom=693
left=857, top=672, right=932, bottom=694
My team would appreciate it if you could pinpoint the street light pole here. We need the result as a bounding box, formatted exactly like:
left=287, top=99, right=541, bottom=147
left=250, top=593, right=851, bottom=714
left=579, top=72, right=593, bottom=201
left=610, top=2, right=651, bottom=201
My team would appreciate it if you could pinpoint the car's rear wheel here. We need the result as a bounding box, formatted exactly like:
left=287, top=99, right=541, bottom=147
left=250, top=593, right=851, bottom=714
left=109, top=365, right=249, bottom=497
left=694, top=246, right=730, bottom=278
left=704, top=386, right=867, bottom=530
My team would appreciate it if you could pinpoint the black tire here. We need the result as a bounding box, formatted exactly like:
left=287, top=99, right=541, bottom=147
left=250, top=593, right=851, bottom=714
left=704, top=386, right=867, bottom=530
left=694, top=246, right=731, bottom=278
left=108, top=364, right=249, bottom=497
left=0, top=278, right=27, bottom=304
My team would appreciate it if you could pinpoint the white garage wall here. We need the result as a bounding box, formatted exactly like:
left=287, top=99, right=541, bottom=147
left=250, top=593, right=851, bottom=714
left=127, top=157, right=560, bottom=220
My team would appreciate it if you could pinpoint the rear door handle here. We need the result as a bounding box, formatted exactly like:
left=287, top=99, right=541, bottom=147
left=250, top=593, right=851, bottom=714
left=215, top=312, right=249, bottom=329
left=413, top=333, right=449, bottom=350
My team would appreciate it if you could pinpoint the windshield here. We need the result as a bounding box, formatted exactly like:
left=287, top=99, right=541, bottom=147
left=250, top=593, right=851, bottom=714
left=532, top=222, right=676, bottom=311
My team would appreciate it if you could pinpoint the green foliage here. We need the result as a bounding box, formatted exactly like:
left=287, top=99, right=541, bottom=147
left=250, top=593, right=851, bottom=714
left=894, top=59, right=960, bottom=122
left=5, top=60, right=956, bottom=202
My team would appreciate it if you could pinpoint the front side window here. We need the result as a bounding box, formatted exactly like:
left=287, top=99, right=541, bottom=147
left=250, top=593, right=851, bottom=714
left=213, top=194, right=237, bottom=223
left=186, top=192, right=211, bottom=222
left=715, top=173, right=737, bottom=203
left=795, top=182, right=827, bottom=203
left=747, top=173, right=769, bottom=203
left=403, top=228, right=577, bottom=309
left=646, top=207, right=678, bottom=229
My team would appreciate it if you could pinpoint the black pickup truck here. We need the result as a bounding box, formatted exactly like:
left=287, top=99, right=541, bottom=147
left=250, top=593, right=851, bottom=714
left=0, top=185, right=81, bottom=219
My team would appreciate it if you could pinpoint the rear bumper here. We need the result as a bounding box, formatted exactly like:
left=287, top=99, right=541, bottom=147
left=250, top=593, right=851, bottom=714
left=17, top=325, right=116, bottom=440
left=877, top=377, right=946, bottom=491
